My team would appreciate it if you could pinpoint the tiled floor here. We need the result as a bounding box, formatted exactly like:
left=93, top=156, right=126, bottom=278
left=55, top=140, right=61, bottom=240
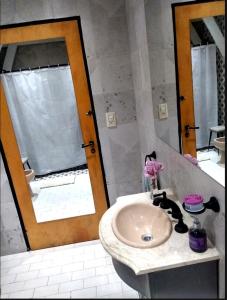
left=197, top=149, right=225, bottom=186
left=30, top=170, right=96, bottom=223
left=0, top=240, right=139, bottom=299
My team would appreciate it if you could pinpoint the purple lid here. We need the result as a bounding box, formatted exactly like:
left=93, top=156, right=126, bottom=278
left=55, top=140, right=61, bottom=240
left=183, top=194, right=204, bottom=205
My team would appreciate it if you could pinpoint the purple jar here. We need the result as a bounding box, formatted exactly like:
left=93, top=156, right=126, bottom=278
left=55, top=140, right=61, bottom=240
left=189, top=217, right=207, bottom=253
left=183, top=194, right=204, bottom=212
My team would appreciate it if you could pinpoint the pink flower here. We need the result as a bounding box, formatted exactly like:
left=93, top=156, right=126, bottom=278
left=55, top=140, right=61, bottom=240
left=144, top=160, right=164, bottom=180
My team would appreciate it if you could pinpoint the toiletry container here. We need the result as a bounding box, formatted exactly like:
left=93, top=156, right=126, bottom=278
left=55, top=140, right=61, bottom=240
left=183, top=194, right=204, bottom=213
left=189, top=216, right=207, bottom=253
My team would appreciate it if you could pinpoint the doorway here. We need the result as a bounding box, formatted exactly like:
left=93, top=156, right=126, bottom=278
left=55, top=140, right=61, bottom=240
left=0, top=18, right=109, bottom=250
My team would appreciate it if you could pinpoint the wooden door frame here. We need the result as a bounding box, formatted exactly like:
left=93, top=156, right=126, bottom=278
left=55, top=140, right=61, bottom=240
left=0, top=17, right=110, bottom=250
left=172, top=1, right=225, bottom=157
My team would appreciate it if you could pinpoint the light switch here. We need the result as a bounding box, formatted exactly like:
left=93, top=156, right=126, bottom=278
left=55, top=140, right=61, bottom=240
left=159, top=103, right=168, bottom=119
left=106, top=112, right=117, bottom=127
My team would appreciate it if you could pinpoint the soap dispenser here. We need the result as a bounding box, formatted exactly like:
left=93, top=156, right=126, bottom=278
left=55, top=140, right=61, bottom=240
left=189, top=216, right=207, bottom=253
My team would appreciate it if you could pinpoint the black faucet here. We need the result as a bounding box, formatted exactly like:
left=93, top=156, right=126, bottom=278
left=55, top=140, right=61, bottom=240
left=153, top=192, right=188, bottom=233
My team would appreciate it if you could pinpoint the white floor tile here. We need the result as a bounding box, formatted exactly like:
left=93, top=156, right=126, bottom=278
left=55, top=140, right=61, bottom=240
left=1, top=281, right=25, bottom=294
left=105, top=256, right=112, bottom=265
left=21, top=254, right=43, bottom=265
left=1, top=258, right=23, bottom=269
left=32, top=171, right=95, bottom=223
left=33, top=284, right=59, bottom=298
left=97, top=282, right=122, bottom=297
left=61, top=262, right=84, bottom=273
left=1, top=240, right=137, bottom=299
left=84, top=275, right=108, bottom=288
left=121, top=281, right=139, bottom=298
left=1, top=274, right=16, bottom=285
left=99, top=292, right=124, bottom=298
left=24, top=276, right=48, bottom=289
left=29, top=261, right=52, bottom=271
left=96, top=265, right=115, bottom=276
left=59, top=279, right=83, bottom=293
left=48, top=272, right=72, bottom=285
left=0, top=251, right=30, bottom=262
left=38, top=266, right=62, bottom=277
left=0, top=294, right=9, bottom=299
left=8, top=289, right=34, bottom=299
left=84, top=257, right=106, bottom=269
left=15, top=270, right=39, bottom=282
left=197, top=149, right=225, bottom=186
left=47, top=292, right=70, bottom=298
left=72, top=268, right=95, bottom=281
left=7, top=264, right=30, bottom=275
left=71, top=287, right=97, bottom=298
left=108, top=272, right=122, bottom=283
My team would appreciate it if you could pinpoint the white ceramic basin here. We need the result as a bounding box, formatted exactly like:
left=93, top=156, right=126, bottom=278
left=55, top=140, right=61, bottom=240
left=111, top=202, right=172, bottom=248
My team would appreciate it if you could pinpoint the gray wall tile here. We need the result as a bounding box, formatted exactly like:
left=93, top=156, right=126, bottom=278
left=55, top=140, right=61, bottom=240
left=0, top=0, right=54, bottom=25
left=0, top=155, right=27, bottom=256
left=98, top=54, right=133, bottom=93
left=0, top=0, right=16, bottom=25
left=93, top=90, right=136, bottom=128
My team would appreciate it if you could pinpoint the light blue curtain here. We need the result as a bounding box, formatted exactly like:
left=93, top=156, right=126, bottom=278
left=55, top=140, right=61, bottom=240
left=2, top=66, right=86, bottom=175
left=191, top=44, right=218, bottom=149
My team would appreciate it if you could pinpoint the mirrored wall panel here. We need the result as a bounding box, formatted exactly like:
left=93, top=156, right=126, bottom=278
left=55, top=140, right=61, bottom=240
left=190, top=15, right=225, bottom=186
left=151, top=1, right=225, bottom=187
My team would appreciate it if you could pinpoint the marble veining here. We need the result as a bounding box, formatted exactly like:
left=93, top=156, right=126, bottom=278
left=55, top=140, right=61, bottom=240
left=99, top=189, right=220, bottom=276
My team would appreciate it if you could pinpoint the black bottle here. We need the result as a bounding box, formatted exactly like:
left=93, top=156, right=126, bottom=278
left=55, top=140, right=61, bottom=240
left=188, top=216, right=207, bottom=253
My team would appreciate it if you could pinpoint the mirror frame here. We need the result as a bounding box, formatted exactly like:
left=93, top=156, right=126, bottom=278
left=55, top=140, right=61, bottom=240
left=172, top=0, right=225, bottom=157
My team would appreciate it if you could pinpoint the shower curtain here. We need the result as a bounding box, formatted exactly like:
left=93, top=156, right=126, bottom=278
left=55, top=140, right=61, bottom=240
left=191, top=44, right=218, bottom=149
left=2, top=66, right=86, bottom=175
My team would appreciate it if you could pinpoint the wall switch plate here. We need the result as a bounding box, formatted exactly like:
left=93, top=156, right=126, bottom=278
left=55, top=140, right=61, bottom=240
left=159, top=103, right=168, bottom=119
left=106, top=112, right=117, bottom=127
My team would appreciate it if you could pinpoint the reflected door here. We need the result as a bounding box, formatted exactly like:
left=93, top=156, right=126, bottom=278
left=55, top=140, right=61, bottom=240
left=0, top=19, right=109, bottom=250
left=174, top=1, right=224, bottom=157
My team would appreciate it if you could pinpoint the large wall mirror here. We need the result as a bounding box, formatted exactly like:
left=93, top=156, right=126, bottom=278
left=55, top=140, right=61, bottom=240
left=152, top=1, right=225, bottom=187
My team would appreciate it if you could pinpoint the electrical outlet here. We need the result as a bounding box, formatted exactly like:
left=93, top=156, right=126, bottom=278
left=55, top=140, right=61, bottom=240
left=159, top=103, right=168, bottom=119
left=106, top=112, right=117, bottom=127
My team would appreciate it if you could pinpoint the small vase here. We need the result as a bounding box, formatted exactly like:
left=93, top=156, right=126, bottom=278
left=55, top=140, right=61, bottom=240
left=150, top=178, right=159, bottom=199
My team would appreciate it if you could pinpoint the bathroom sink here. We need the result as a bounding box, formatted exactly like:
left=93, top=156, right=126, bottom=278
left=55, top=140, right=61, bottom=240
left=111, top=202, right=172, bottom=248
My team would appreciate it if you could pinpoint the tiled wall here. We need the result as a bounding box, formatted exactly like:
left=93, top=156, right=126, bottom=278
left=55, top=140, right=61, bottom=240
left=0, top=154, right=27, bottom=255
left=145, top=0, right=180, bottom=152
left=125, top=0, right=156, bottom=186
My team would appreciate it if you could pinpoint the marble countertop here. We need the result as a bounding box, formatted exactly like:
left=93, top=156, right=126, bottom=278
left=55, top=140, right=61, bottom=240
left=99, top=189, right=220, bottom=275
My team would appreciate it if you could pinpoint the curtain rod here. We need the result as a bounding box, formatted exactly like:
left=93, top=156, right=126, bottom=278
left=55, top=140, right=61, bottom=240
left=1, top=63, right=69, bottom=74
left=191, top=42, right=215, bottom=47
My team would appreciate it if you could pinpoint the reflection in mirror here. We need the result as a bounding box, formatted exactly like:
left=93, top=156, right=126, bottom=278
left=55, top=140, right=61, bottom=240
left=1, top=39, right=96, bottom=223
left=153, top=1, right=225, bottom=187
left=190, top=15, right=225, bottom=186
